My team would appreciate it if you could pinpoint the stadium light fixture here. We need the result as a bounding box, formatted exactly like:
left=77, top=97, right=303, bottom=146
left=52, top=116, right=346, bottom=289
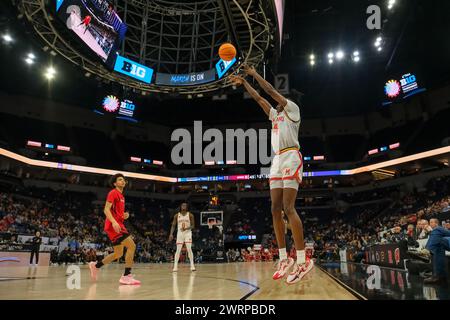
left=2, top=34, right=13, bottom=43
left=45, top=66, right=56, bottom=80
left=375, top=37, right=383, bottom=47
left=336, top=51, right=344, bottom=60
left=388, top=0, right=396, bottom=10
left=25, top=57, right=34, bottom=65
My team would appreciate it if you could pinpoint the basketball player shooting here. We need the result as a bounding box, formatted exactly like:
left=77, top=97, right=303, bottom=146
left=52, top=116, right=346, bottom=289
left=230, top=66, right=313, bottom=284
left=88, top=173, right=141, bottom=285
left=77, top=15, right=92, bottom=34
left=168, top=202, right=196, bottom=272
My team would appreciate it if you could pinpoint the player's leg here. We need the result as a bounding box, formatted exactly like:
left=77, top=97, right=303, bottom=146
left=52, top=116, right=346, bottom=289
left=271, top=188, right=286, bottom=253
left=102, top=244, right=124, bottom=265
left=173, top=243, right=183, bottom=272
left=122, top=236, right=136, bottom=275
left=282, top=187, right=304, bottom=254
left=88, top=244, right=124, bottom=281
left=271, top=187, right=294, bottom=279
left=119, top=236, right=141, bottom=285
left=283, top=187, right=313, bottom=284
left=270, top=155, right=287, bottom=259
left=270, top=152, right=294, bottom=279
left=185, top=242, right=196, bottom=271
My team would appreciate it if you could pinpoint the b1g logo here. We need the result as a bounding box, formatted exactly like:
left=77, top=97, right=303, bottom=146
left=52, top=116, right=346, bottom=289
left=121, top=61, right=146, bottom=79
left=216, top=57, right=237, bottom=79
left=114, top=54, right=153, bottom=84
left=400, top=74, right=416, bottom=87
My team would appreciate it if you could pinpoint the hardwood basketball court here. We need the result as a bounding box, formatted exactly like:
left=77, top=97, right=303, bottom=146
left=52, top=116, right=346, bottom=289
left=0, top=262, right=357, bottom=300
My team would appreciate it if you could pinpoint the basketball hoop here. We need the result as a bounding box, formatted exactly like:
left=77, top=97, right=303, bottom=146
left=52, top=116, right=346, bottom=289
left=207, top=217, right=216, bottom=229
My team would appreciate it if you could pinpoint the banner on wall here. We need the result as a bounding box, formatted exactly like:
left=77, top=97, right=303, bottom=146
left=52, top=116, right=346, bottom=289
left=364, top=242, right=408, bottom=269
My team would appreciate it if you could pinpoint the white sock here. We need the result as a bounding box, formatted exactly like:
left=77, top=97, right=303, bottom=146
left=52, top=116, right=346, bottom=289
left=278, top=248, right=287, bottom=261
left=297, top=250, right=306, bottom=265
left=174, top=245, right=182, bottom=268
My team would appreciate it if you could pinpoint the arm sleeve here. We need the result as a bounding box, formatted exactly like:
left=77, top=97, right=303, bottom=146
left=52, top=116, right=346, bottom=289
left=106, top=190, right=116, bottom=204
left=439, top=227, right=450, bottom=237
left=284, top=99, right=301, bottom=123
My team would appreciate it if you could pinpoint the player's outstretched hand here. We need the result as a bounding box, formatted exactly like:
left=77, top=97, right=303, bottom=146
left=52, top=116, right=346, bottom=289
left=243, top=64, right=256, bottom=76
left=229, top=75, right=245, bottom=86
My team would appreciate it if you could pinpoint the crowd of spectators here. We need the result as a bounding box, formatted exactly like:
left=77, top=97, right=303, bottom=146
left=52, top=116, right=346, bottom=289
left=1, top=174, right=449, bottom=274
left=0, top=187, right=230, bottom=265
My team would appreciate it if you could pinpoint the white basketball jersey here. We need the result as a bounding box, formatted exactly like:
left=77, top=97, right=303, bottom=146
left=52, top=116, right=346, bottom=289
left=270, top=99, right=301, bottom=154
left=177, top=212, right=191, bottom=232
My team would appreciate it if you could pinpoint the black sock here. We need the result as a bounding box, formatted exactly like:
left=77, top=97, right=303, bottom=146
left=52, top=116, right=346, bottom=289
left=95, top=261, right=104, bottom=268
left=124, top=267, right=131, bottom=276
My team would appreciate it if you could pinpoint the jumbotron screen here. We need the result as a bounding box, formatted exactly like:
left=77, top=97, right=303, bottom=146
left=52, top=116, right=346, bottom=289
left=94, top=94, right=138, bottom=123
left=274, top=0, right=285, bottom=46
left=55, top=0, right=127, bottom=63
left=382, top=71, right=427, bottom=106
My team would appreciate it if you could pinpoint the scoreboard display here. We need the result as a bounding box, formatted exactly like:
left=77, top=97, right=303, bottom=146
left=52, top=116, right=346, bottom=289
left=155, top=69, right=216, bottom=86
left=383, top=71, right=426, bottom=106
left=55, top=0, right=126, bottom=63
left=55, top=0, right=238, bottom=88
left=94, top=94, right=137, bottom=122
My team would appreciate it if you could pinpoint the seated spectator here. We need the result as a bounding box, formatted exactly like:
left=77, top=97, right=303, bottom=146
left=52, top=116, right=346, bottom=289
left=424, top=218, right=450, bottom=284
left=406, top=224, right=419, bottom=247
left=406, top=224, right=416, bottom=240
left=389, top=226, right=407, bottom=243
left=445, top=221, right=450, bottom=230
left=417, top=219, right=430, bottom=240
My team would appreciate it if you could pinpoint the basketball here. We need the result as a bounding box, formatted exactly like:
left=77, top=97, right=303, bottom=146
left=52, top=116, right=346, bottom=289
left=219, top=43, right=236, bottom=61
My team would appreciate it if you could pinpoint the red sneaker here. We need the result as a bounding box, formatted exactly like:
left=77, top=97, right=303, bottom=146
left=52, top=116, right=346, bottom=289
left=286, top=258, right=314, bottom=285
left=88, top=262, right=98, bottom=282
left=272, top=257, right=294, bottom=280
left=119, top=274, right=141, bottom=285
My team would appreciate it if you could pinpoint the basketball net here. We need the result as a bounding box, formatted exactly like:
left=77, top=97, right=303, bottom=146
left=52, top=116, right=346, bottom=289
left=207, top=217, right=216, bottom=229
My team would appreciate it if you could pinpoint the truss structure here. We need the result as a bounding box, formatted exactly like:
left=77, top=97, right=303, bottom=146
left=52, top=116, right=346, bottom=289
left=17, top=0, right=278, bottom=94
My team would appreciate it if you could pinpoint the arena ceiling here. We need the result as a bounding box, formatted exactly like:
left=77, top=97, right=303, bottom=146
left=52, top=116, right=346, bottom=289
left=0, top=0, right=450, bottom=125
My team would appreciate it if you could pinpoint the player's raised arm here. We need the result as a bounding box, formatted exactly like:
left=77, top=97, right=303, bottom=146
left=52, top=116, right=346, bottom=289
left=230, top=75, right=272, bottom=117
left=168, top=214, right=177, bottom=241
left=244, top=65, right=288, bottom=110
